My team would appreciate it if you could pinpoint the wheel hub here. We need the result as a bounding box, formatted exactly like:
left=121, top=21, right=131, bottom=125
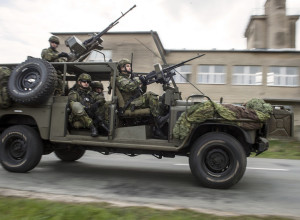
left=205, top=148, right=229, bottom=173
left=19, top=69, right=40, bottom=91
left=9, top=139, right=26, bottom=159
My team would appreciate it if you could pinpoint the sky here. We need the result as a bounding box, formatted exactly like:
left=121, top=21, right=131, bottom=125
left=0, top=0, right=300, bottom=63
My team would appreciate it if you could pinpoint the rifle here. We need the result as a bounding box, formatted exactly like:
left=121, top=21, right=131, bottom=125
left=139, top=54, right=205, bottom=86
left=130, top=53, right=135, bottom=80
left=65, top=5, right=136, bottom=61
left=85, top=101, right=109, bottom=132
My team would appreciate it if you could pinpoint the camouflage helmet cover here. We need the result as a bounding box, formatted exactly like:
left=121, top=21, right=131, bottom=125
left=118, top=58, right=131, bottom=71
left=49, top=35, right=60, bottom=44
left=91, top=81, right=104, bottom=89
left=77, top=73, right=92, bottom=82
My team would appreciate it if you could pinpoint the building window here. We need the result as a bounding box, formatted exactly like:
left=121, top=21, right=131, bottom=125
left=267, top=66, right=299, bottom=87
left=174, top=65, right=192, bottom=83
left=197, top=65, right=226, bottom=84
left=86, top=50, right=112, bottom=62
left=232, top=65, right=262, bottom=85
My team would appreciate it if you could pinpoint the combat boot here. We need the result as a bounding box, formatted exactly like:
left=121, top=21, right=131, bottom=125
left=90, top=124, right=99, bottom=137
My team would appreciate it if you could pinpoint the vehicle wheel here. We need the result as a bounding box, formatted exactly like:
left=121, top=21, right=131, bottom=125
left=54, top=146, right=86, bottom=162
left=8, top=58, right=57, bottom=105
left=0, top=125, right=43, bottom=172
left=42, top=141, right=54, bottom=155
left=189, top=132, right=247, bottom=189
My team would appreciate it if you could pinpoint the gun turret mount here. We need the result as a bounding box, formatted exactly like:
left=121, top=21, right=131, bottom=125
left=65, top=36, right=87, bottom=55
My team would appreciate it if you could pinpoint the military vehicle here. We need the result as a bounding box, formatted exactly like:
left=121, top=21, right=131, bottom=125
left=0, top=6, right=294, bottom=189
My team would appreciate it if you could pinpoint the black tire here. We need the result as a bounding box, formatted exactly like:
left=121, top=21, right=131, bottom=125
left=0, top=125, right=43, bottom=172
left=42, top=141, right=54, bottom=155
left=8, top=58, right=57, bottom=105
left=54, top=146, right=86, bottom=162
left=189, top=132, right=247, bottom=189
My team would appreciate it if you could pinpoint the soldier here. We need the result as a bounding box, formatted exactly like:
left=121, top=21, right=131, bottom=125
left=116, top=58, right=167, bottom=138
left=68, top=73, right=99, bottom=137
left=41, top=36, right=69, bottom=62
left=41, top=36, right=69, bottom=96
left=90, top=81, right=109, bottom=131
left=91, top=81, right=104, bottom=95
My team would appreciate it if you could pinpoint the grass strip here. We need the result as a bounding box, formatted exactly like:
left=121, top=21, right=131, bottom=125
left=0, top=196, right=293, bottom=220
left=254, top=140, right=300, bottom=159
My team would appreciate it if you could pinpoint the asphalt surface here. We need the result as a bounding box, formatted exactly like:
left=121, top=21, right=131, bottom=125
left=0, top=152, right=300, bottom=218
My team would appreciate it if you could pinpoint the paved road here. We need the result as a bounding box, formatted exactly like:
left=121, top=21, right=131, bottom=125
left=0, top=152, right=299, bottom=218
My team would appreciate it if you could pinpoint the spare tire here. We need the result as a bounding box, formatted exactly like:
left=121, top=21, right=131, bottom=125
left=8, top=58, right=57, bottom=105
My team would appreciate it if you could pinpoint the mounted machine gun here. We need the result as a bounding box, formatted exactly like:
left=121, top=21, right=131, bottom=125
left=139, top=54, right=205, bottom=106
left=65, top=5, right=136, bottom=62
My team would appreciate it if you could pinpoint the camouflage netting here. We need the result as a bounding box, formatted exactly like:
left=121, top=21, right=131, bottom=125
left=173, top=98, right=273, bottom=140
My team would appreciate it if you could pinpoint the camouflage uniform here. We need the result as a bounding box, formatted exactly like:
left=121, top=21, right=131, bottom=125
left=41, top=36, right=67, bottom=96
left=68, top=74, right=107, bottom=137
left=116, top=58, right=167, bottom=139
left=116, top=73, right=161, bottom=117
left=41, top=47, right=66, bottom=63
left=91, top=81, right=107, bottom=122
left=68, top=83, right=95, bottom=129
left=41, top=36, right=67, bottom=62
left=0, top=66, right=12, bottom=108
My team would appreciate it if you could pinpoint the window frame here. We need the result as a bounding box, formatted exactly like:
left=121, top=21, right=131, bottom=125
left=197, top=65, right=226, bottom=85
left=174, top=65, right=192, bottom=84
left=232, top=65, right=262, bottom=86
left=267, top=66, right=299, bottom=87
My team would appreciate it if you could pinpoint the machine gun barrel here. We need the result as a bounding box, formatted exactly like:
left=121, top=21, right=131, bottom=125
left=140, top=54, right=205, bottom=86
left=83, top=5, right=136, bottom=48
left=66, top=5, right=136, bottom=61
left=162, top=54, right=205, bottom=73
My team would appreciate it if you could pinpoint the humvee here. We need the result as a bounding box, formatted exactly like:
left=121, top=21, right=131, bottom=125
left=0, top=5, right=294, bottom=188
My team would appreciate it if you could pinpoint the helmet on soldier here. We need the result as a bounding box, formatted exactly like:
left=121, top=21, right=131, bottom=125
left=91, top=81, right=104, bottom=89
left=49, top=35, right=60, bottom=45
left=118, top=58, right=131, bottom=72
left=77, top=73, right=92, bottom=82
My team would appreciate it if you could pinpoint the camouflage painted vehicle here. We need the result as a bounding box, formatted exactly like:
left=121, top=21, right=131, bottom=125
left=0, top=5, right=294, bottom=188
left=0, top=55, right=293, bottom=189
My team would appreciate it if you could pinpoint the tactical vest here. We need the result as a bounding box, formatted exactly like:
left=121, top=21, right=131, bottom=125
left=71, top=86, right=96, bottom=108
left=116, top=74, right=140, bottom=103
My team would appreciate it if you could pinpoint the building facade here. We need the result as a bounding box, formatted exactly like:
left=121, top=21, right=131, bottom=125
left=245, top=0, right=299, bottom=49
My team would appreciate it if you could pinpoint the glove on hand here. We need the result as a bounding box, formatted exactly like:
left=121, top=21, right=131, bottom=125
left=58, top=52, right=69, bottom=58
